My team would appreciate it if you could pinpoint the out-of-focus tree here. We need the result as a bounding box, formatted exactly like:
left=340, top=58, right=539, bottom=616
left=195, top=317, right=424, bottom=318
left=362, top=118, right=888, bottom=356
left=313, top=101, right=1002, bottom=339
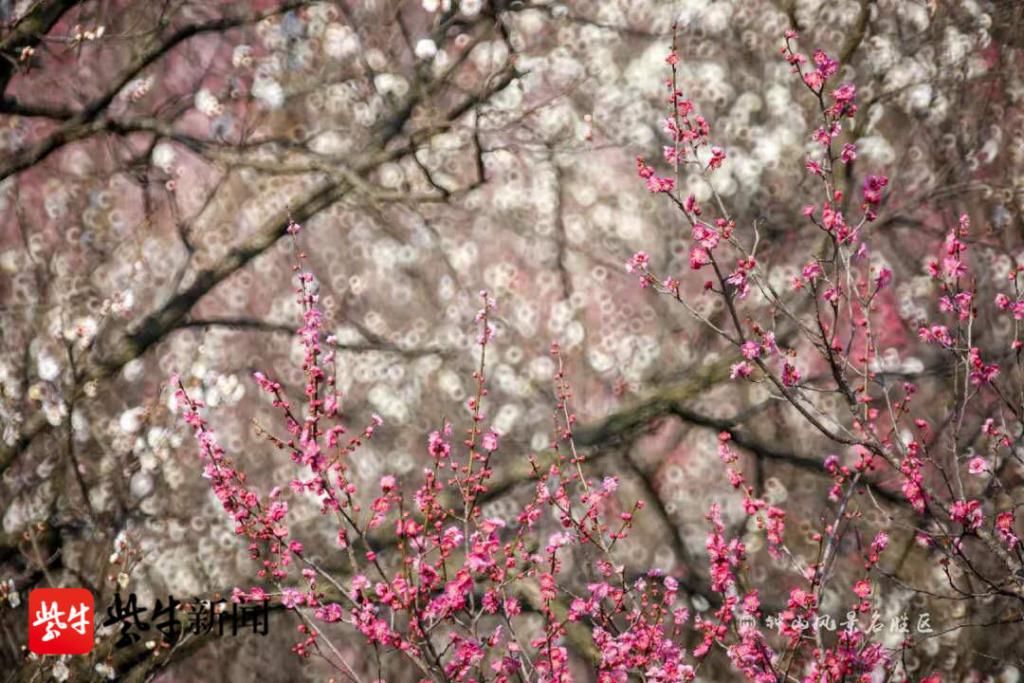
left=2, top=0, right=1024, bottom=680
left=0, top=1, right=526, bottom=678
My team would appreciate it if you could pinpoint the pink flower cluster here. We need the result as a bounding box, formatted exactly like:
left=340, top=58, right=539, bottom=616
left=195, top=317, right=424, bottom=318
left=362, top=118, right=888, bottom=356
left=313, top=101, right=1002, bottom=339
left=177, top=229, right=689, bottom=681
left=623, top=29, right=1024, bottom=683
left=174, top=28, right=1024, bottom=683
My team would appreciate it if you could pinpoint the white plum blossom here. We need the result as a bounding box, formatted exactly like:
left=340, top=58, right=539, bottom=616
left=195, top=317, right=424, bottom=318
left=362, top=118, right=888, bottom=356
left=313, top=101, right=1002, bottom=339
left=51, top=660, right=69, bottom=682
left=37, top=353, right=60, bottom=382
left=414, top=38, right=438, bottom=60
left=119, top=407, right=146, bottom=434
left=323, top=23, right=359, bottom=59
left=252, top=77, right=285, bottom=109
left=151, top=143, right=176, bottom=172
left=373, top=73, right=409, bottom=98
left=110, top=290, right=134, bottom=317
left=194, top=88, right=222, bottom=117
left=460, top=0, right=483, bottom=17
left=231, top=44, right=252, bottom=68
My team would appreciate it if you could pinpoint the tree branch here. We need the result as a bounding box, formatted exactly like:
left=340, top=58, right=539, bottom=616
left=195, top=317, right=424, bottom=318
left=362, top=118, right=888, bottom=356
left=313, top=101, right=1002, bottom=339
left=0, top=1, right=311, bottom=181
left=0, top=26, right=521, bottom=478
left=0, top=0, right=82, bottom=95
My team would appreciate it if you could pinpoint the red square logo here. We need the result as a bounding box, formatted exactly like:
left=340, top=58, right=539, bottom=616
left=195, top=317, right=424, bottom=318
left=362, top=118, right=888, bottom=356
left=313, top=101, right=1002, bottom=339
left=28, top=588, right=94, bottom=655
